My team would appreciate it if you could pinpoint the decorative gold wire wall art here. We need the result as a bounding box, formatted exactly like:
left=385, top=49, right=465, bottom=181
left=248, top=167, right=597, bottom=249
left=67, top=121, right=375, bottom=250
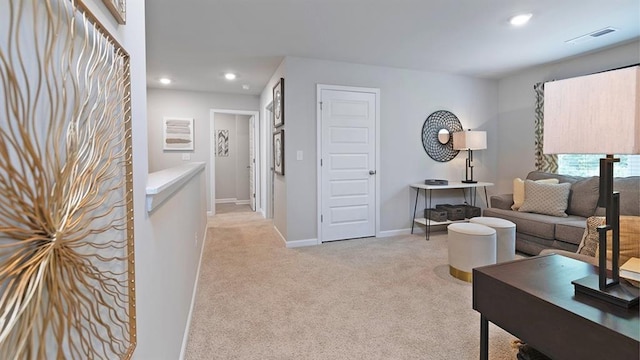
left=0, top=0, right=135, bottom=359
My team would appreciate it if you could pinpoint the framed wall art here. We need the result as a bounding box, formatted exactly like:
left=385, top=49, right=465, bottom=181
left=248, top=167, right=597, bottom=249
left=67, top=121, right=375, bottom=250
left=273, top=78, right=284, bottom=128
left=0, top=0, right=135, bottom=358
left=274, top=129, right=285, bottom=175
left=163, top=117, right=195, bottom=151
left=216, top=129, right=230, bottom=157
left=102, top=0, right=126, bottom=24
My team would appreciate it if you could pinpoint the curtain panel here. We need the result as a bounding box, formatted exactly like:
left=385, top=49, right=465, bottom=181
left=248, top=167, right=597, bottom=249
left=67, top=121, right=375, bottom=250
left=534, top=82, right=558, bottom=173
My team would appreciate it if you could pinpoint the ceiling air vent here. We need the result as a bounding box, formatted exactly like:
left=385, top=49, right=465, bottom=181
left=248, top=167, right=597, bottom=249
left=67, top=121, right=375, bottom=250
left=565, top=27, right=618, bottom=45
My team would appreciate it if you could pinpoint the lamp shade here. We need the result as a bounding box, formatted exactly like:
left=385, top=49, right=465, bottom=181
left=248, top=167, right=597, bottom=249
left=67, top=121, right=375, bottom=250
left=453, top=130, right=487, bottom=150
left=543, top=66, right=640, bottom=155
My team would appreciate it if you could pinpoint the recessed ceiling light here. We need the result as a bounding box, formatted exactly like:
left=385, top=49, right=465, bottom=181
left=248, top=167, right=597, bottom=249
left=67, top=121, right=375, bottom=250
left=224, top=73, right=237, bottom=80
left=159, top=77, right=172, bottom=85
left=510, top=13, right=532, bottom=26
left=242, top=84, right=250, bottom=90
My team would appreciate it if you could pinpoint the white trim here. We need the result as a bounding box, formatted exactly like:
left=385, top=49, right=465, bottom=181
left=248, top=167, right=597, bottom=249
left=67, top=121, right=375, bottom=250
left=378, top=228, right=414, bottom=237
left=146, top=162, right=206, bottom=213
left=285, top=238, right=319, bottom=248
left=179, top=228, right=208, bottom=360
left=316, top=84, right=381, bottom=243
left=210, top=109, right=260, bottom=216
left=207, top=211, right=213, bottom=216
left=215, top=198, right=237, bottom=204
left=235, top=200, right=251, bottom=205
left=273, top=224, right=286, bottom=244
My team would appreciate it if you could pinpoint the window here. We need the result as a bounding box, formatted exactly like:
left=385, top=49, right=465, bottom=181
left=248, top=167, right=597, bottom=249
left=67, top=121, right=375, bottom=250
left=557, top=154, right=640, bottom=177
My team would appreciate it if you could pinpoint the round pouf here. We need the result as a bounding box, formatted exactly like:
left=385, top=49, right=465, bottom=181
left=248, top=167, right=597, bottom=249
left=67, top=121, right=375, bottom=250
left=447, top=223, right=496, bottom=282
left=469, top=217, right=516, bottom=263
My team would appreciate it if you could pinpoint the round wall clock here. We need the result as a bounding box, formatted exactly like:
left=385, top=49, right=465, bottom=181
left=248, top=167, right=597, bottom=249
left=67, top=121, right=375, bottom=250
left=421, top=110, right=463, bottom=162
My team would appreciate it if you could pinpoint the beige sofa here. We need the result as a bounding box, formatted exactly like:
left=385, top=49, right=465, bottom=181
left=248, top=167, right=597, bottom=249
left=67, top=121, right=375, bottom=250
left=483, top=171, right=640, bottom=256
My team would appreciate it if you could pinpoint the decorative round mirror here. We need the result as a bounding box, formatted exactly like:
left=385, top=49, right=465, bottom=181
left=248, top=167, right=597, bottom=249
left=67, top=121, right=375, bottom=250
left=437, top=129, right=450, bottom=144
left=421, top=110, right=463, bottom=162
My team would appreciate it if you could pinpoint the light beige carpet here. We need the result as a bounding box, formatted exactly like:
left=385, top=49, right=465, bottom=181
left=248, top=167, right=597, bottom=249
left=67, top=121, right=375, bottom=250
left=186, top=212, right=518, bottom=359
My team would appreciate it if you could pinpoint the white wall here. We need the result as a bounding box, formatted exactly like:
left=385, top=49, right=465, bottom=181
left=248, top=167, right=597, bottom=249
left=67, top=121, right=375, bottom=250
left=268, top=56, right=498, bottom=242
left=496, top=41, right=640, bottom=194
left=146, top=169, right=207, bottom=360
left=147, top=88, right=259, bottom=211
left=260, top=60, right=288, bottom=239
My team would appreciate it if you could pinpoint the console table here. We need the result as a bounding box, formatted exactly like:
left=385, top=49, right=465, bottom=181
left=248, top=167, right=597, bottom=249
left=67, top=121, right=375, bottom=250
left=410, top=182, right=493, bottom=240
left=473, top=254, right=640, bottom=360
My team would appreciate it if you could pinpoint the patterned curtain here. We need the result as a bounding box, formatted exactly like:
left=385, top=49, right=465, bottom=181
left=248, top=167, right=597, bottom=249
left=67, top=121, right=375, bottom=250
left=533, top=82, right=558, bottom=172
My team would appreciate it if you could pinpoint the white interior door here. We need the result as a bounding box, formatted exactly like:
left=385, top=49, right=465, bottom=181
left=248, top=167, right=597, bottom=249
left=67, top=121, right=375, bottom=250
left=320, top=89, right=376, bottom=242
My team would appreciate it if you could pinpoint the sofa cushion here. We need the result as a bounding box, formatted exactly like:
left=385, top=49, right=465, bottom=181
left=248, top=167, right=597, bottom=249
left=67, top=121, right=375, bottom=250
left=511, top=177, right=559, bottom=210
left=594, top=176, right=640, bottom=216
left=526, top=171, right=600, bottom=217
left=555, top=219, right=587, bottom=246
left=566, top=176, right=600, bottom=217
left=483, top=208, right=584, bottom=241
left=490, top=194, right=515, bottom=210
left=519, top=181, right=571, bottom=217
left=526, top=170, right=581, bottom=184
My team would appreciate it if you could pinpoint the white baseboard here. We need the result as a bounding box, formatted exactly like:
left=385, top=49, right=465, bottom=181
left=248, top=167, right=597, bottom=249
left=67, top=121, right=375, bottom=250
left=215, top=198, right=237, bottom=204
left=378, top=228, right=413, bottom=237
left=235, top=200, right=251, bottom=205
left=285, top=238, right=319, bottom=248
left=273, top=225, right=286, bottom=244
left=179, top=228, right=208, bottom=360
left=206, top=211, right=213, bottom=216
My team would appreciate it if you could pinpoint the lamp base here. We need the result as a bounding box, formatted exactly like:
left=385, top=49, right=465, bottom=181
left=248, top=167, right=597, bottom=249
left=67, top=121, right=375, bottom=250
left=461, top=180, right=478, bottom=184
left=572, top=275, right=639, bottom=308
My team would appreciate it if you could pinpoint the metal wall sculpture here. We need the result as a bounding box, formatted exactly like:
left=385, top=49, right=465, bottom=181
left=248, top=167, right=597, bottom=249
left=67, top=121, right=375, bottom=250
left=0, top=0, right=136, bottom=358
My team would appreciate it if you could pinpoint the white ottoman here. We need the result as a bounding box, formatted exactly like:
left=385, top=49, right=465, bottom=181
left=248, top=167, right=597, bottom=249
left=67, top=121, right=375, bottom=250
left=447, top=223, right=497, bottom=282
left=469, top=217, right=516, bottom=263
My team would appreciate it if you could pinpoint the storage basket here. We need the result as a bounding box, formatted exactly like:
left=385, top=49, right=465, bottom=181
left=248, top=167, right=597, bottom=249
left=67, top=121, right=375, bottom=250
left=435, top=204, right=465, bottom=221
left=456, top=204, right=481, bottom=218
left=424, top=208, right=448, bottom=222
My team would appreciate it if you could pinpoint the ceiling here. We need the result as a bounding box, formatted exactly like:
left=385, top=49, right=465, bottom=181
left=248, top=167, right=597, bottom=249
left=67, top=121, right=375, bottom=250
left=145, top=0, right=640, bottom=95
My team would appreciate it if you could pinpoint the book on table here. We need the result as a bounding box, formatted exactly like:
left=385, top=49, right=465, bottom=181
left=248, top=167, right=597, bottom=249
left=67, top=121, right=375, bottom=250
left=620, top=257, right=640, bottom=282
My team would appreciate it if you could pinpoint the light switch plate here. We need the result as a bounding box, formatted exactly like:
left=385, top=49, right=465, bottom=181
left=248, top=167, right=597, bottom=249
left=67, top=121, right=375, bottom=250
left=182, top=153, right=191, bottom=161
left=296, top=150, right=303, bottom=161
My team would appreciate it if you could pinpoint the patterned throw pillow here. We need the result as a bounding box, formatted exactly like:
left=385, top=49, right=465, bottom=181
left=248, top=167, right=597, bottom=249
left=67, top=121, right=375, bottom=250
left=577, top=216, right=605, bottom=256
left=518, top=181, right=571, bottom=217
left=511, top=177, right=559, bottom=210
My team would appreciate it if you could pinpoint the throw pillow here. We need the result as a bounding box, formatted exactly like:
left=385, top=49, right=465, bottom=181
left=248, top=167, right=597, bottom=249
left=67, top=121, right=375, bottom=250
left=567, top=176, right=600, bottom=218
left=597, top=215, right=640, bottom=266
left=518, top=181, right=571, bottom=217
left=511, top=178, right=559, bottom=210
left=577, top=216, right=605, bottom=257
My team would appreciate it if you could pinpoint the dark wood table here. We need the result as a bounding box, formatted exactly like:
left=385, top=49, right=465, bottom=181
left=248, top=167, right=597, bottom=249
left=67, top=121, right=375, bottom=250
left=473, top=254, right=640, bottom=360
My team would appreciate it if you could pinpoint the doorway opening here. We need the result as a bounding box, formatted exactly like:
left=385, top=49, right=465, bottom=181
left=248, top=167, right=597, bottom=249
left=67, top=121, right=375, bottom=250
left=210, top=109, right=261, bottom=216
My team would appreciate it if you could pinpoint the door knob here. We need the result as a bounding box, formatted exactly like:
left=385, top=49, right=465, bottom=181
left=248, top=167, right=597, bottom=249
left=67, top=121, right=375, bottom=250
left=369, top=170, right=376, bottom=175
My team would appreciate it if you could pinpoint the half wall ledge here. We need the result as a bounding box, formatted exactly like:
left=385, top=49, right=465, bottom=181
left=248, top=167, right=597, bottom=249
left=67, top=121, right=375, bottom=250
left=146, top=162, right=206, bottom=213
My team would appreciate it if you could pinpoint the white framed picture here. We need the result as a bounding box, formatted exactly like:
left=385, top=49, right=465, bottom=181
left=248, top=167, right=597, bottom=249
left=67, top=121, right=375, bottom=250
left=273, top=129, right=284, bottom=175
left=273, top=78, right=284, bottom=128
left=163, top=117, right=194, bottom=151
left=216, top=130, right=229, bottom=157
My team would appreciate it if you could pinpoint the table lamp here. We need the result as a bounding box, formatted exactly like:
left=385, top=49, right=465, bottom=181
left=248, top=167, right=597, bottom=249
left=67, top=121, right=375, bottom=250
left=453, top=130, right=487, bottom=183
left=544, top=65, right=639, bottom=307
